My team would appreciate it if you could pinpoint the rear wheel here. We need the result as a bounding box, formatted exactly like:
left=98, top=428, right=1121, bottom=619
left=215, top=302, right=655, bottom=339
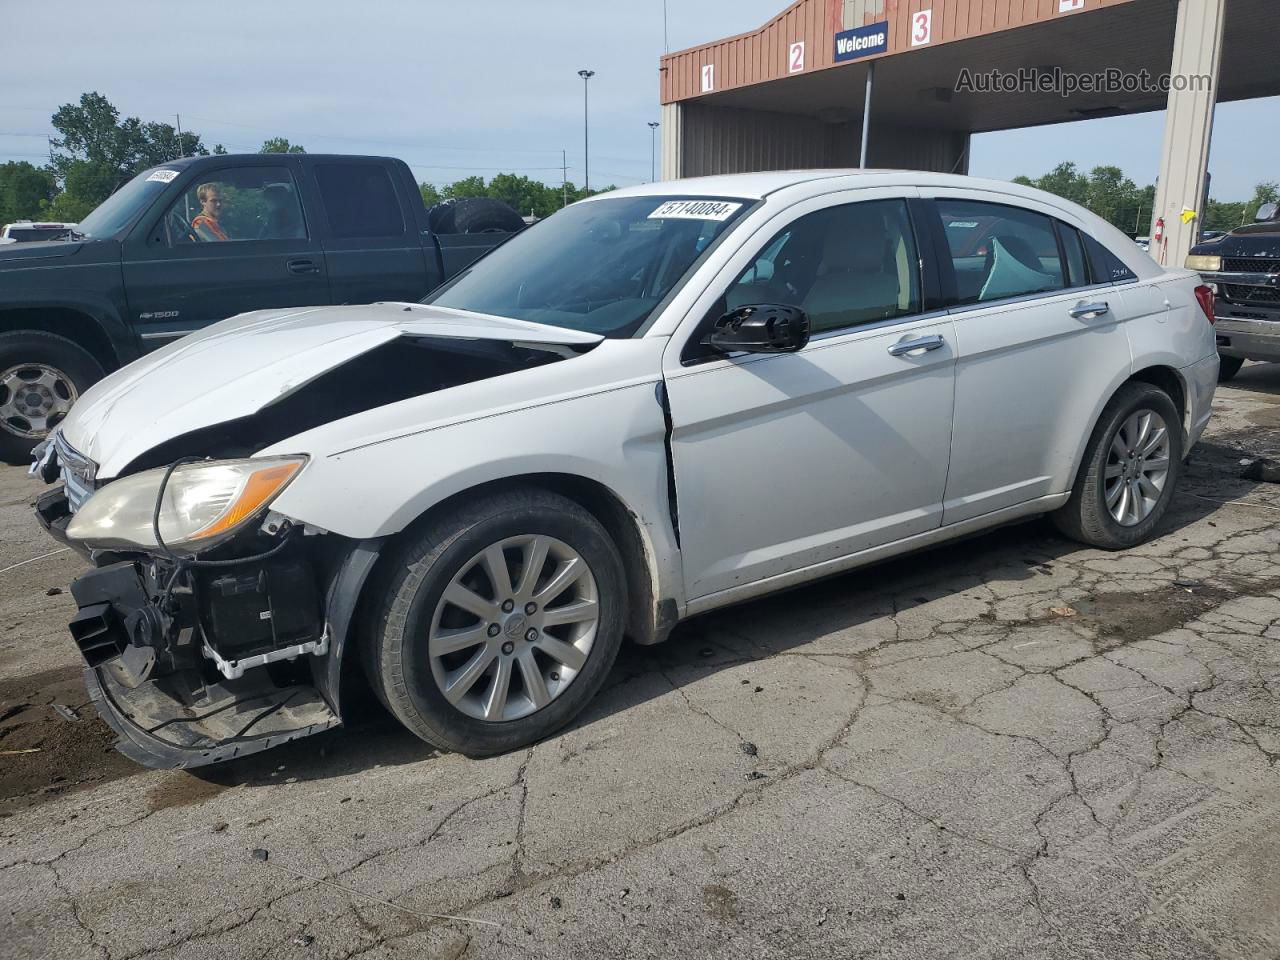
left=366, top=487, right=625, bottom=756
left=1052, top=382, right=1183, bottom=550
left=1217, top=356, right=1244, bottom=382
left=0, top=331, right=104, bottom=465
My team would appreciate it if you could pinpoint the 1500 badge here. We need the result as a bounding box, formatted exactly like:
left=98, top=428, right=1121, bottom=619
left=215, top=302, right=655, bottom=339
left=139, top=311, right=180, bottom=320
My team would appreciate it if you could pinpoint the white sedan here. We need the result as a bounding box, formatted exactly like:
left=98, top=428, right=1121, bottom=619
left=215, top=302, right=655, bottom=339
left=34, top=171, right=1219, bottom=768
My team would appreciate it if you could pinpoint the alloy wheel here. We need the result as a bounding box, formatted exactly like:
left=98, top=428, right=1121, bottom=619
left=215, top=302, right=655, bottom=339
left=1104, top=408, right=1172, bottom=526
left=427, top=534, right=600, bottom=722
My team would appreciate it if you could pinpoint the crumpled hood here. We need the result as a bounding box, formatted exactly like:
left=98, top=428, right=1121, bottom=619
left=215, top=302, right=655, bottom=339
left=58, top=302, right=602, bottom=477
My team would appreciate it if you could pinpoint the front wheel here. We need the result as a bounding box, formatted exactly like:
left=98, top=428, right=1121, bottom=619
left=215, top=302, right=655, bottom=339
left=365, top=487, right=626, bottom=756
left=1052, top=382, right=1183, bottom=550
left=0, top=330, right=105, bottom=465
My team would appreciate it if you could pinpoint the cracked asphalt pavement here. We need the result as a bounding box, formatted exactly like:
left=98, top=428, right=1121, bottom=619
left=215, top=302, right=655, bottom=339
left=3, top=366, right=1280, bottom=959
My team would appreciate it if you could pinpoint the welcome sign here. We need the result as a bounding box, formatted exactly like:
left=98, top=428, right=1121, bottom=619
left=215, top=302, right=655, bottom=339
left=834, top=21, right=889, bottom=62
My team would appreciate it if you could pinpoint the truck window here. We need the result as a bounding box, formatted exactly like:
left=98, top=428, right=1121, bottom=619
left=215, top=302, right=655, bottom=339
left=161, top=167, right=307, bottom=246
left=314, top=164, right=405, bottom=239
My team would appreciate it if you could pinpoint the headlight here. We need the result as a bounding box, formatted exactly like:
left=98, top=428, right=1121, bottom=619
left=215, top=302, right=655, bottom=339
left=66, top=457, right=306, bottom=552
left=1185, top=255, right=1221, bottom=272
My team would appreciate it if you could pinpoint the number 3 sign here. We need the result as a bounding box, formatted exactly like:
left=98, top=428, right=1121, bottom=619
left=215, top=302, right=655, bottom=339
left=911, top=8, right=933, bottom=46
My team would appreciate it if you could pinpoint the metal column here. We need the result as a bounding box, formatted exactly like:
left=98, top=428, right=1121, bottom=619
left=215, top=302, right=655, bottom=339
left=859, top=61, right=875, bottom=168
left=1151, top=0, right=1226, bottom=267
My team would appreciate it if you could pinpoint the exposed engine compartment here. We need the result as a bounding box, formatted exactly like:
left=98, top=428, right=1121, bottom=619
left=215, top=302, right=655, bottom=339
left=121, top=335, right=575, bottom=472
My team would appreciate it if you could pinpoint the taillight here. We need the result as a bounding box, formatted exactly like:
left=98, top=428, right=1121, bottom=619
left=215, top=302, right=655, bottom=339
left=1194, top=284, right=1215, bottom=325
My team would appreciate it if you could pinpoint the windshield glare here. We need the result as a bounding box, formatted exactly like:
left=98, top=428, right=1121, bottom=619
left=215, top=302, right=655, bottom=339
left=76, top=168, right=178, bottom=238
left=424, top=195, right=752, bottom=338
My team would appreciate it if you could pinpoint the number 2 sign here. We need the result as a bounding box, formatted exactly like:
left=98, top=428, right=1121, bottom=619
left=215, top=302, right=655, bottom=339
left=911, top=8, right=933, bottom=46
left=788, top=41, right=805, bottom=73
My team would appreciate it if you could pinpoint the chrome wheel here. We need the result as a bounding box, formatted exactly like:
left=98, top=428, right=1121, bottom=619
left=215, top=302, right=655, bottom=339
left=1104, top=408, right=1171, bottom=526
left=0, top=363, right=77, bottom=438
left=428, top=535, right=599, bottom=722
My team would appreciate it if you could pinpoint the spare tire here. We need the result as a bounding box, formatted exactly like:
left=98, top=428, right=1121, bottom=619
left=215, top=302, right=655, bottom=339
left=429, top=198, right=526, bottom=235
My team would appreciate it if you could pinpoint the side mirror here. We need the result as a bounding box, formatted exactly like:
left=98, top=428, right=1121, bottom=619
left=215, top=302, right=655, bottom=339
left=1256, top=202, right=1278, bottom=222
left=704, top=304, right=809, bottom=355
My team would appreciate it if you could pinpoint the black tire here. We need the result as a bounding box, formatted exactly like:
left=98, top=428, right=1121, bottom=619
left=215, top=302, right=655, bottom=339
left=1052, top=382, right=1183, bottom=550
left=1217, top=356, right=1244, bottom=382
left=365, top=487, right=626, bottom=756
left=429, top=198, right=526, bottom=235
left=0, top=330, right=105, bottom=465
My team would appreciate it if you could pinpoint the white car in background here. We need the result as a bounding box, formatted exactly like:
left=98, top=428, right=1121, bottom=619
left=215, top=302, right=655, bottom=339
left=34, top=170, right=1219, bottom=769
left=0, top=220, right=78, bottom=244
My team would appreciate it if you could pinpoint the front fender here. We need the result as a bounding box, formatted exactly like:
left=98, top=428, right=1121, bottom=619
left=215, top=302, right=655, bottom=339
left=269, top=381, right=686, bottom=620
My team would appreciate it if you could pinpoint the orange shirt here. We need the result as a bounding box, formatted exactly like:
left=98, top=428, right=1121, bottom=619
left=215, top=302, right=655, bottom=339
left=192, top=214, right=228, bottom=242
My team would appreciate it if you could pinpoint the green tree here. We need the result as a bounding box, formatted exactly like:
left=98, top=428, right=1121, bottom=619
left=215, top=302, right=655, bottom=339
left=0, top=161, right=57, bottom=224
left=260, top=137, right=305, bottom=154
left=46, top=93, right=208, bottom=216
left=419, top=182, right=443, bottom=208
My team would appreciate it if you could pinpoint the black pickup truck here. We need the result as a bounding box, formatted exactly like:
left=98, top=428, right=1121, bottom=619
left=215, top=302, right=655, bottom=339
left=0, top=153, right=524, bottom=463
left=1187, top=201, right=1280, bottom=381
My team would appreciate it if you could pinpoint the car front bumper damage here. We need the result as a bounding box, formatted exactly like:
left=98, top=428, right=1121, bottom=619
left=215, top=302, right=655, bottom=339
left=35, top=487, right=384, bottom=769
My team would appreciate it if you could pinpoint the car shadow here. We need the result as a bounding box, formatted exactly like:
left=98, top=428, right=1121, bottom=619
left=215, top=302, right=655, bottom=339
left=192, top=415, right=1266, bottom=787
left=1223, top=360, right=1280, bottom=397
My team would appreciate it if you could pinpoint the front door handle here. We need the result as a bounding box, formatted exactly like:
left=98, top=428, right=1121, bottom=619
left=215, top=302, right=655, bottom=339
left=1069, top=301, right=1110, bottom=319
left=287, top=258, right=320, bottom=275
left=887, top=334, right=945, bottom=357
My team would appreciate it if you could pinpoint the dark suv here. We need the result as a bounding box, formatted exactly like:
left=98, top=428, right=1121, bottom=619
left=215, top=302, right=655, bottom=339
left=0, top=153, right=523, bottom=462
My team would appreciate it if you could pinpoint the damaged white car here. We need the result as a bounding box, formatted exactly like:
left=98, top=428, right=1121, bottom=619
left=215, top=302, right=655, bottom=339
left=33, top=171, right=1220, bottom=768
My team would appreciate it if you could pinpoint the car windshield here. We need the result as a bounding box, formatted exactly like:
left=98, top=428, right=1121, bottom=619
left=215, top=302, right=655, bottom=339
left=424, top=195, right=753, bottom=338
left=76, top=167, right=180, bottom=238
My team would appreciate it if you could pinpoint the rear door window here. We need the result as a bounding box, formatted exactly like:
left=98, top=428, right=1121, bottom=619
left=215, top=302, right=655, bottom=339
left=314, top=163, right=405, bottom=239
left=936, top=200, right=1066, bottom=305
left=1083, top=233, right=1137, bottom=283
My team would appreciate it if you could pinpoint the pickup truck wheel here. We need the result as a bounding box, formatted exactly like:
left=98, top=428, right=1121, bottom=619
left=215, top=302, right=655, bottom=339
left=367, top=487, right=625, bottom=756
left=0, top=331, right=104, bottom=465
left=1218, top=356, right=1244, bottom=382
left=1052, top=382, right=1183, bottom=550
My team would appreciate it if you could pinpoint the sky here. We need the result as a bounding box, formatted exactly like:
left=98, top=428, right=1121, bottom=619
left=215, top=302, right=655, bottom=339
left=1, top=0, right=1276, bottom=201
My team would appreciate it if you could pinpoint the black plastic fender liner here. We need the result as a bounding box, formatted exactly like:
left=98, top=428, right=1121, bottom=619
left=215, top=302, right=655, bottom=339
left=311, top=537, right=390, bottom=717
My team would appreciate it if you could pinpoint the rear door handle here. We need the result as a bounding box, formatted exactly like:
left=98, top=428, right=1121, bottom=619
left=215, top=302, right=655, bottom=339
left=1069, top=301, right=1110, bottom=319
left=887, top=334, right=945, bottom=357
left=287, top=258, right=320, bottom=275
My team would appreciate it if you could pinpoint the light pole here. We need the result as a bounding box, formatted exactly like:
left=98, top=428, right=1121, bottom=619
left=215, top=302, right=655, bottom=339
left=578, top=69, right=595, bottom=192
left=648, top=121, right=660, bottom=181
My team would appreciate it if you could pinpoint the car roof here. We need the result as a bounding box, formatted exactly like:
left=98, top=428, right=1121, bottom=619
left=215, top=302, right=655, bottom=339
left=595, top=169, right=1058, bottom=202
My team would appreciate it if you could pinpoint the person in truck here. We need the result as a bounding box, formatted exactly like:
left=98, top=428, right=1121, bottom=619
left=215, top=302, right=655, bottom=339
left=191, top=182, right=230, bottom=241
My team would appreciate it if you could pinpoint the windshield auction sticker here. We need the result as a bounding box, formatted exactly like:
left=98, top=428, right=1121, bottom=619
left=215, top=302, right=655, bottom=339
left=649, top=200, right=743, bottom=221
left=146, top=169, right=180, bottom=183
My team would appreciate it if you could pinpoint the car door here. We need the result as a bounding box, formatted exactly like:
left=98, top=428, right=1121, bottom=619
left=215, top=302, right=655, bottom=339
left=122, top=159, right=329, bottom=346
left=920, top=192, right=1132, bottom=524
left=307, top=160, right=437, bottom=305
left=662, top=190, right=958, bottom=603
